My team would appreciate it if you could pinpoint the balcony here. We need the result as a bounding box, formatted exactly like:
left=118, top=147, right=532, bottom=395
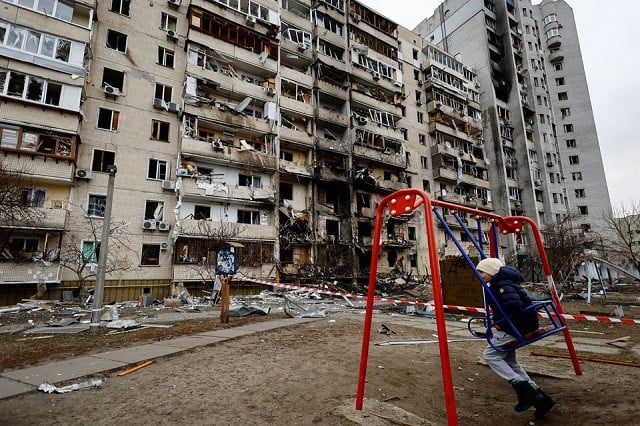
left=316, top=166, right=349, bottom=182
left=4, top=155, right=74, bottom=183
left=317, top=107, right=349, bottom=127
left=188, top=30, right=278, bottom=75
left=280, top=96, right=314, bottom=116
left=177, top=218, right=277, bottom=240
left=180, top=136, right=276, bottom=171
left=0, top=262, right=61, bottom=284
left=180, top=178, right=275, bottom=204
left=353, top=144, right=406, bottom=168
left=185, top=63, right=272, bottom=103
left=377, top=179, right=405, bottom=192
left=549, top=48, right=564, bottom=63
left=433, top=166, right=459, bottom=182
left=280, top=126, right=314, bottom=147
left=316, top=137, right=349, bottom=154
left=279, top=159, right=313, bottom=177
left=182, top=104, right=274, bottom=134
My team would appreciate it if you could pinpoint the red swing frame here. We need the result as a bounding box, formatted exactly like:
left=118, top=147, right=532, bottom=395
left=355, top=188, right=581, bottom=425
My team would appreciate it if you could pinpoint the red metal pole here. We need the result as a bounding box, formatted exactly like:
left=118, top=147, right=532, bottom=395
left=355, top=192, right=387, bottom=410
left=517, top=216, right=582, bottom=375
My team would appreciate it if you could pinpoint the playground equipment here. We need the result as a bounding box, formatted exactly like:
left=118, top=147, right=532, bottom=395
left=355, top=189, right=581, bottom=425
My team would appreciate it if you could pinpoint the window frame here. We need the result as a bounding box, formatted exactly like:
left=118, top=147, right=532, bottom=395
left=141, top=243, right=161, bottom=266
left=151, top=119, right=170, bottom=141
left=106, top=29, right=128, bottom=53
left=157, top=46, right=175, bottom=68
left=97, top=108, right=120, bottom=131
left=148, top=158, right=169, bottom=180
left=87, top=194, right=107, bottom=218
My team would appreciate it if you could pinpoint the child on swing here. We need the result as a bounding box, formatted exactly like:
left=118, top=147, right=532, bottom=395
left=476, top=257, right=555, bottom=419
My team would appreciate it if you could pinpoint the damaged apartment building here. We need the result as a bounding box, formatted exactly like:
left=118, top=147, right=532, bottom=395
left=0, top=0, right=491, bottom=303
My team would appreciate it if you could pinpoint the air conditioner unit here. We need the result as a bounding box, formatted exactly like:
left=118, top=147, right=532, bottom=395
left=266, top=87, right=276, bottom=96
left=246, top=15, right=257, bottom=26
left=142, top=219, right=157, bottom=230
left=75, top=169, right=92, bottom=179
left=297, top=43, right=308, bottom=52
left=166, top=30, right=178, bottom=40
left=168, top=102, right=180, bottom=113
left=212, top=139, right=225, bottom=151
left=167, top=0, right=181, bottom=7
left=352, top=13, right=361, bottom=22
left=157, top=221, right=171, bottom=231
left=177, top=168, right=189, bottom=177
left=372, top=72, right=380, bottom=80
left=103, top=84, right=121, bottom=96
left=162, top=180, right=175, bottom=190
left=160, top=242, right=170, bottom=250
left=358, top=117, right=368, bottom=125
left=153, top=98, right=164, bottom=109
left=534, top=179, right=542, bottom=187
left=416, top=100, right=423, bottom=106
left=417, top=79, right=424, bottom=86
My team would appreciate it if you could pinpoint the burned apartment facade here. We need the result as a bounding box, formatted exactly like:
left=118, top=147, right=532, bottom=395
left=0, top=0, right=492, bottom=303
left=414, top=0, right=611, bottom=256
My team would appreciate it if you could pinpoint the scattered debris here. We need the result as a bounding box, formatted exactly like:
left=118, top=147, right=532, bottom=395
left=38, top=379, right=104, bottom=393
left=118, top=360, right=154, bottom=377
left=15, top=335, right=54, bottom=341
left=106, top=319, right=140, bottom=329
left=283, top=296, right=326, bottom=318
left=229, top=304, right=270, bottom=317
left=377, top=323, right=396, bottom=335
left=531, top=351, right=640, bottom=368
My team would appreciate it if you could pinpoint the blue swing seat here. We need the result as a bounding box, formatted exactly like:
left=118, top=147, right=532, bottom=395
left=467, top=299, right=566, bottom=352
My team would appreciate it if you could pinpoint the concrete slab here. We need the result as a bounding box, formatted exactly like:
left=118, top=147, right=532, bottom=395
left=0, top=377, right=35, bottom=399
left=154, top=335, right=226, bottom=349
left=91, top=343, right=184, bottom=364
left=2, top=356, right=126, bottom=386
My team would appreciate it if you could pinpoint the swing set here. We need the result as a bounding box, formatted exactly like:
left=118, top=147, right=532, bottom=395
left=355, top=189, right=582, bottom=425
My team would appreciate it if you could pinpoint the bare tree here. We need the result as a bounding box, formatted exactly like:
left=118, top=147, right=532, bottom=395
left=57, top=213, right=133, bottom=305
left=0, top=159, right=44, bottom=231
left=537, top=213, right=595, bottom=284
left=602, top=201, right=640, bottom=273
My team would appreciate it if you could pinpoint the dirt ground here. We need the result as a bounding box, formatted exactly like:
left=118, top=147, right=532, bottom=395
left=1, top=292, right=640, bottom=425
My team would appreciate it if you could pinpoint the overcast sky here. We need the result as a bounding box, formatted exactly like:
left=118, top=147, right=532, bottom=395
left=363, top=0, right=638, bottom=208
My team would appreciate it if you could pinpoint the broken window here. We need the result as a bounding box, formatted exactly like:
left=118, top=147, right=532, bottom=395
left=82, top=241, right=100, bottom=264
left=97, top=108, right=120, bottom=131
left=356, top=193, right=370, bottom=209
left=92, top=149, right=116, bottom=173
left=7, top=71, right=26, bottom=97
left=141, top=244, right=161, bottom=266
left=194, top=205, right=211, bottom=220
left=326, top=219, right=339, bottom=238
left=558, top=92, right=568, bottom=101
left=575, top=189, right=586, bottom=198
left=572, top=172, right=582, bottom=181
left=111, top=0, right=131, bottom=16
left=55, top=39, right=70, bottom=61
left=144, top=201, right=164, bottom=221
left=106, top=29, right=127, bottom=52
left=102, top=68, right=125, bottom=91
left=154, top=83, right=173, bottom=103
left=279, top=182, right=293, bottom=201
left=19, top=187, right=46, bottom=208
left=578, top=206, right=588, bottom=215
left=239, top=174, right=261, bottom=188
left=238, top=209, right=260, bottom=224
left=161, top=12, right=178, bottom=32
left=26, top=76, right=43, bottom=102
left=88, top=194, right=106, bottom=217
left=151, top=120, right=170, bottom=141
left=148, top=159, right=168, bottom=180
left=564, top=124, right=574, bottom=133
left=157, top=47, right=175, bottom=68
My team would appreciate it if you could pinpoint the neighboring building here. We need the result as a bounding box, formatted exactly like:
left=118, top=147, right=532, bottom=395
left=0, top=0, right=493, bottom=304
left=414, top=0, right=611, bottom=256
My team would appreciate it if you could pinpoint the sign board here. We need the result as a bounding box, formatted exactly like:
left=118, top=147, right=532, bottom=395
left=215, top=247, right=238, bottom=275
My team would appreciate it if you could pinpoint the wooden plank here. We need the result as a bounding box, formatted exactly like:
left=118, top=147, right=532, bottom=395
left=531, top=351, right=640, bottom=368
left=117, top=360, right=154, bottom=376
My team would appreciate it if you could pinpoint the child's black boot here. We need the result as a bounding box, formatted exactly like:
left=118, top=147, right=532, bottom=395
left=534, top=388, right=556, bottom=419
left=511, top=381, right=543, bottom=412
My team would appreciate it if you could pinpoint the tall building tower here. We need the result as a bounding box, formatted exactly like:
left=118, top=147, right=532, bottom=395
left=535, top=0, right=611, bottom=234
left=414, top=0, right=611, bottom=252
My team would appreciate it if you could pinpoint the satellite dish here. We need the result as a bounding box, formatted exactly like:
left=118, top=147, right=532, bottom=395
left=234, top=97, right=252, bottom=113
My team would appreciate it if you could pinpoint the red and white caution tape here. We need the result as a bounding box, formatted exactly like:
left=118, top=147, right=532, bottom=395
left=239, top=275, right=640, bottom=325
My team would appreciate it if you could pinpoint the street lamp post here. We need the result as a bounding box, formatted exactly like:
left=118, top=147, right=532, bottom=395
left=90, top=165, right=117, bottom=334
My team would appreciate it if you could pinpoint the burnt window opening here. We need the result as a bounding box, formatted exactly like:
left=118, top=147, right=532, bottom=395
left=92, top=149, right=116, bottom=172
left=102, top=68, right=124, bottom=91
